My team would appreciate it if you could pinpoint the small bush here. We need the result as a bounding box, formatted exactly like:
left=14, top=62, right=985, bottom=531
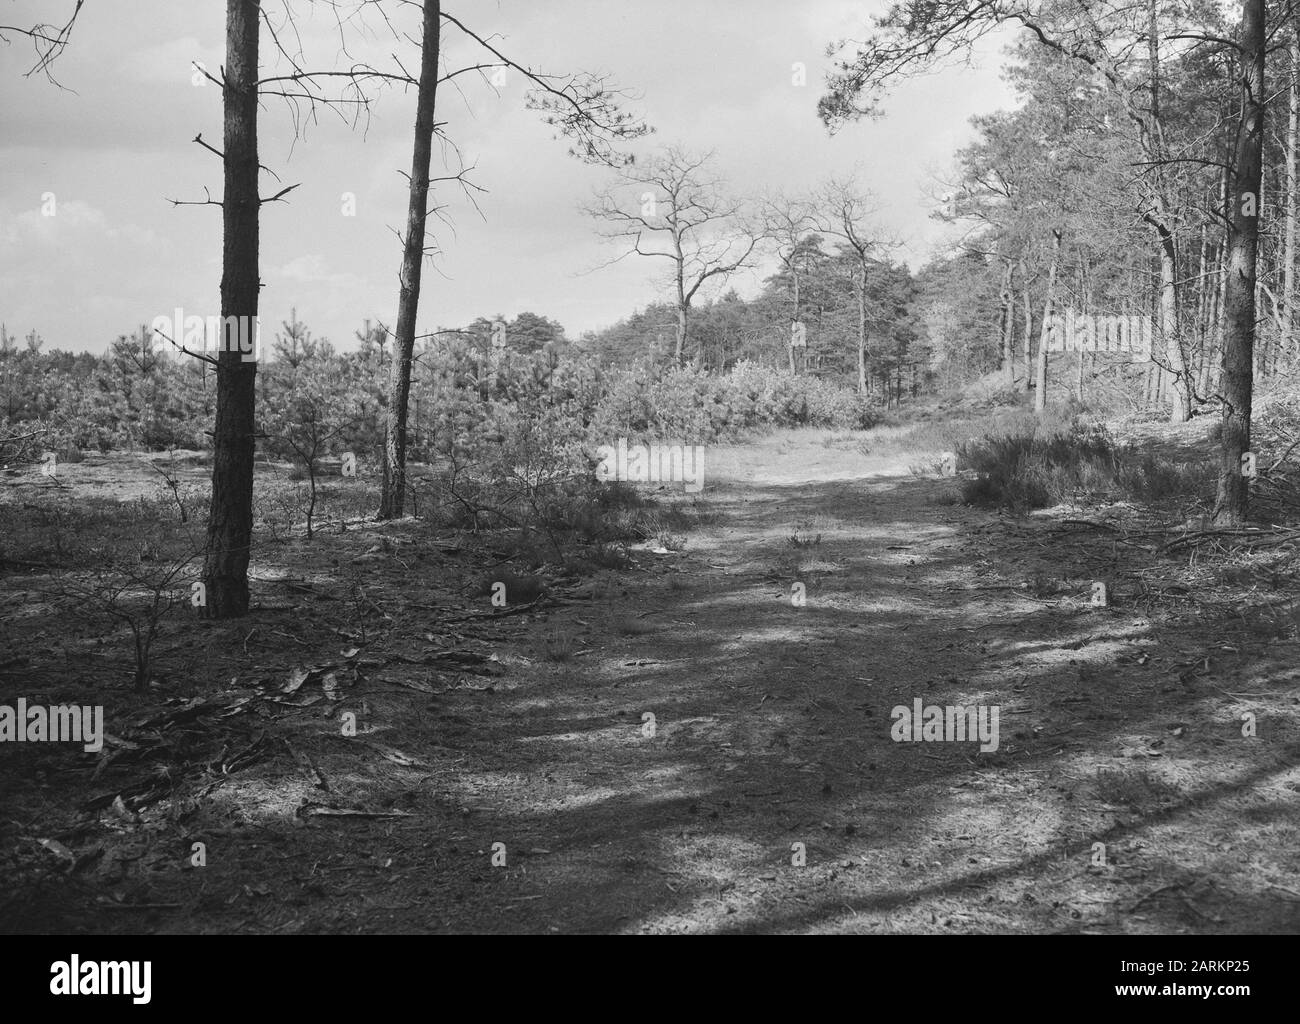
left=656, top=530, right=687, bottom=552
left=590, top=542, right=633, bottom=569
left=541, top=629, right=576, bottom=662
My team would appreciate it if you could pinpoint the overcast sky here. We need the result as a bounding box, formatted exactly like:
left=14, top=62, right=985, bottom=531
left=0, top=0, right=1017, bottom=355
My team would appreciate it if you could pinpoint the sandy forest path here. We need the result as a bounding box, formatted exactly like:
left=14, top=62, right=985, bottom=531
left=4, top=429, right=1299, bottom=934
left=422, top=432, right=1297, bottom=934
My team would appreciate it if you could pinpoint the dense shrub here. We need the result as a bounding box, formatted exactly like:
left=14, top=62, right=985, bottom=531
left=3, top=326, right=882, bottom=466
left=586, top=360, right=879, bottom=444
left=958, top=423, right=1211, bottom=512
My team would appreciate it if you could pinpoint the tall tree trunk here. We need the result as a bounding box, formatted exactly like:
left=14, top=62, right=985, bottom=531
left=1142, top=1, right=1191, bottom=422
left=1256, top=166, right=1271, bottom=380
left=1215, top=0, right=1264, bottom=525
left=856, top=262, right=868, bottom=394
left=1198, top=241, right=1219, bottom=397
left=789, top=261, right=800, bottom=373
left=1285, top=25, right=1299, bottom=368
left=1195, top=222, right=1210, bottom=396
left=1076, top=279, right=1088, bottom=399
left=379, top=0, right=441, bottom=520
left=203, top=0, right=261, bottom=619
left=1001, top=260, right=1015, bottom=390
left=673, top=224, right=688, bottom=365
left=1212, top=243, right=1229, bottom=398
left=1020, top=263, right=1034, bottom=393
left=1154, top=224, right=1190, bottom=421
left=1034, top=229, right=1061, bottom=413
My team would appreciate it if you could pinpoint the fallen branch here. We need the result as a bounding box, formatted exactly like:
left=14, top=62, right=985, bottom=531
left=298, top=805, right=414, bottom=820
left=1050, top=519, right=1121, bottom=533
left=1158, top=527, right=1296, bottom=555
left=439, top=595, right=547, bottom=623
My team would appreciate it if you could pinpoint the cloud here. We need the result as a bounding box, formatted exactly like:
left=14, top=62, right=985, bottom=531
left=276, top=254, right=367, bottom=290
left=1, top=199, right=102, bottom=247
left=122, top=36, right=223, bottom=86
left=0, top=199, right=163, bottom=252
left=279, top=254, right=330, bottom=282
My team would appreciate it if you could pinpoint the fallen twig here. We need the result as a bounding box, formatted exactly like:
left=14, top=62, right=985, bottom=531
left=439, top=595, right=547, bottom=623
left=1159, top=528, right=1296, bottom=555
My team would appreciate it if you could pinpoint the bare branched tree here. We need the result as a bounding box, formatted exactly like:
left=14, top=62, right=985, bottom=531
left=586, top=146, right=760, bottom=366
left=365, top=3, right=649, bottom=520
left=809, top=177, right=886, bottom=394
left=0, top=0, right=85, bottom=85
left=761, top=192, right=820, bottom=373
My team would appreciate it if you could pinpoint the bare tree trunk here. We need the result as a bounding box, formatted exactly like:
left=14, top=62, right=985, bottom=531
left=379, top=0, right=441, bottom=521
left=1020, top=263, right=1034, bottom=393
left=203, top=0, right=261, bottom=619
left=789, top=262, right=800, bottom=373
left=1154, top=226, right=1190, bottom=421
left=1194, top=222, right=1209, bottom=395
left=675, top=301, right=688, bottom=366
left=1142, top=2, right=1191, bottom=423
left=1076, top=280, right=1087, bottom=400
left=672, top=221, right=689, bottom=364
left=1001, top=260, right=1015, bottom=390
left=1285, top=26, right=1299, bottom=368
left=1257, top=168, right=1271, bottom=380
left=856, top=262, right=868, bottom=394
left=1215, top=0, right=1264, bottom=526
left=1034, top=229, right=1061, bottom=413
left=1198, top=245, right=1219, bottom=397
left=1212, top=253, right=1228, bottom=397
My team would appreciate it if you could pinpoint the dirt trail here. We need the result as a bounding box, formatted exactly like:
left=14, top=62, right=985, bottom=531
left=433, top=433, right=1299, bottom=934
left=4, top=431, right=1299, bottom=933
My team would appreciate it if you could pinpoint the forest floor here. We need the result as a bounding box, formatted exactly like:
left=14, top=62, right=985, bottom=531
left=3, top=421, right=1299, bottom=933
